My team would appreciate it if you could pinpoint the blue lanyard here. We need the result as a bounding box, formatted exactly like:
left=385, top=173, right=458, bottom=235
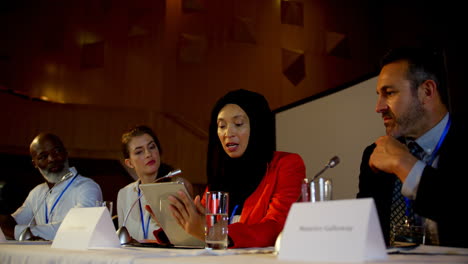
left=405, top=116, right=451, bottom=217
left=427, top=116, right=451, bottom=165
left=229, top=204, right=239, bottom=224
left=137, top=187, right=150, bottom=239
left=45, top=174, right=78, bottom=223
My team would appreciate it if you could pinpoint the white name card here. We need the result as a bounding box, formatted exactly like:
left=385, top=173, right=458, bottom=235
left=279, top=198, right=387, bottom=263
left=0, top=227, right=6, bottom=242
left=52, top=207, right=120, bottom=250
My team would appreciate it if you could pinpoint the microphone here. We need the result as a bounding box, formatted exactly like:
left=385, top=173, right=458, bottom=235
left=116, top=169, right=182, bottom=245
left=307, top=156, right=340, bottom=183
left=152, top=169, right=182, bottom=184
left=301, top=156, right=340, bottom=202
left=18, top=171, right=74, bottom=241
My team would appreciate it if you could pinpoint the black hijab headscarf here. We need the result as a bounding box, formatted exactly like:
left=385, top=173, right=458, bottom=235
left=207, top=89, right=276, bottom=214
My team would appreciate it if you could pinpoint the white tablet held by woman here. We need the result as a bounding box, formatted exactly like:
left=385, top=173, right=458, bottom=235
left=139, top=182, right=205, bottom=248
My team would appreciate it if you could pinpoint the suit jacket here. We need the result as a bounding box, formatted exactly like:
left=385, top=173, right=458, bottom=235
left=357, top=115, right=468, bottom=248
left=220, top=151, right=305, bottom=248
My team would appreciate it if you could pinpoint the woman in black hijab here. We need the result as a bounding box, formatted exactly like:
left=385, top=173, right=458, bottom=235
left=168, top=89, right=305, bottom=248
left=207, top=89, right=276, bottom=216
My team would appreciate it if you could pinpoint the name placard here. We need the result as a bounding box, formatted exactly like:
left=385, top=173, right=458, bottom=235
left=52, top=207, right=120, bottom=250
left=278, top=198, right=387, bottom=262
left=0, top=228, right=6, bottom=242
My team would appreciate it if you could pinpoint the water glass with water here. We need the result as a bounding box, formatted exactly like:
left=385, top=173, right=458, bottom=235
left=205, top=191, right=229, bottom=250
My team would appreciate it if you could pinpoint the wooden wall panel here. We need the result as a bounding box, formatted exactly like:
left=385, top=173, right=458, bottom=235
left=0, top=0, right=463, bottom=193
left=0, top=91, right=207, bottom=184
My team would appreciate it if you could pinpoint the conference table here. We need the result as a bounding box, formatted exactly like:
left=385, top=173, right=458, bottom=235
left=1, top=241, right=468, bottom=264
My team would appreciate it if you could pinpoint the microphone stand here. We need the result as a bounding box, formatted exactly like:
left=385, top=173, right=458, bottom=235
left=304, top=156, right=340, bottom=184
left=18, top=171, right=74, bottom=241
left=116, top=169, right=182, bottom=245
left=301, top=156, right=340, bottom=202
left=279, top=156, right=341, bottom=249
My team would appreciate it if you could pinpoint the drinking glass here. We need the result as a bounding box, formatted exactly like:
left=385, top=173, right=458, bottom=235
left=301, top=177, right=332, bottom=202
left=96, top=200, right=113, bottom=215
left=391, top=225, right=426, bottom=247
left=205, top=191, right=229, bottom=250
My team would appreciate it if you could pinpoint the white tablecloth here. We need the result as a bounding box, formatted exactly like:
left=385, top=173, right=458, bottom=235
left=0, top=242, right=467, bottom=264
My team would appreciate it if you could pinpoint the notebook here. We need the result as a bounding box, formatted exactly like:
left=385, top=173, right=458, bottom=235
left=138, top=181, right=205, bottom=248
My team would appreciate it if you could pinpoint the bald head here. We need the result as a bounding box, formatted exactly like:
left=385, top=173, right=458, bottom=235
left=30, top=133, right=69, bottom=184
left=30, top=133, right=65, bottom=154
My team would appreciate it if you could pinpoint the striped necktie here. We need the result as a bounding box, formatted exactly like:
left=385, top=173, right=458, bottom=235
left=406, top=140, right=440, bottom=245
left=407, top=140, right=426, bottom=161
left=389, top=140, right=425, bottom=244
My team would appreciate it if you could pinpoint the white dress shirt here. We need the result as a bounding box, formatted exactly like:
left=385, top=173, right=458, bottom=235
left=12, top=167, right=103, bottom=240
left=117, top=180, right=160, bottom=241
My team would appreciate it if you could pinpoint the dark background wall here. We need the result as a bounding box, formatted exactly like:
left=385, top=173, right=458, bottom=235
left=0, top=153, right=131, bottom=216
left=0, top=0, right=465, bottom=213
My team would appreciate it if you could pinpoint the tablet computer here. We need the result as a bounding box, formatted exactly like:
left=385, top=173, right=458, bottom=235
left=138, top=182, right=205, bottom=248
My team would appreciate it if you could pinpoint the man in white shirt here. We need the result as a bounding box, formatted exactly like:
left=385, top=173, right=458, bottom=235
left=0, top=133, right=102, bottom=240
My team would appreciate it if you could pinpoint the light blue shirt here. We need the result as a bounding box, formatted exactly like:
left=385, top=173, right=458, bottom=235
left=12, top=167, right=103, bottom=240
left=402, top=113, right=450, bottom=199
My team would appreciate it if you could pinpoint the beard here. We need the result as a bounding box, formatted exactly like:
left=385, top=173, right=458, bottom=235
left=387, top=97, right=426, bottom=138
left=38, top=160, right=70, bottom=184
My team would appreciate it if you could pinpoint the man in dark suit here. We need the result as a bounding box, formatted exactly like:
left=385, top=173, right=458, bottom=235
left=357, top=46, right=468, bottom=248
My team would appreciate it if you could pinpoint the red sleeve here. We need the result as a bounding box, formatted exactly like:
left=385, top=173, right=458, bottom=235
left=228, top=152, right=305, bottom=248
